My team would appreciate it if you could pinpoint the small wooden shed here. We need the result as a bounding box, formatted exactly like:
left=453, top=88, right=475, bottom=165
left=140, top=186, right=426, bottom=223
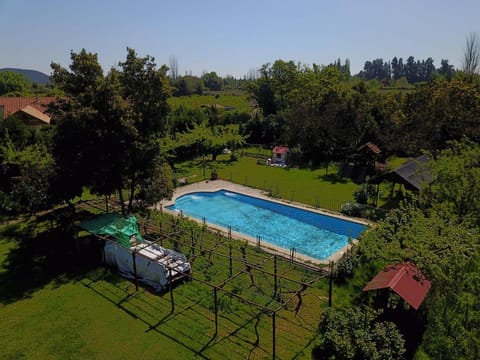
left=272, top=146, right=289, bottom=164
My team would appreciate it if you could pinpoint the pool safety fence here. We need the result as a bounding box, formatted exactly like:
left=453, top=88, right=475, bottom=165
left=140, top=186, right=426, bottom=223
left=220, top=172, right=346, bottom=212
left=76, top=198, right=331, bottom=359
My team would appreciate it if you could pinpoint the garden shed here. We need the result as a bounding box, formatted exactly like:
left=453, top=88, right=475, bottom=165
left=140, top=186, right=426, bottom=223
left=272, top=146, right=289, bottom=164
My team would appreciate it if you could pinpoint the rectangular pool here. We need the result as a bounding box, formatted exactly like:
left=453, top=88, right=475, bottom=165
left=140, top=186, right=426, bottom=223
left=166, top=190, right=366, bottom=260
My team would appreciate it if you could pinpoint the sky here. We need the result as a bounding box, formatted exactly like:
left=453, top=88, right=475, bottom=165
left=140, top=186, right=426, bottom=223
left=0, top=0, right=479, bottom=78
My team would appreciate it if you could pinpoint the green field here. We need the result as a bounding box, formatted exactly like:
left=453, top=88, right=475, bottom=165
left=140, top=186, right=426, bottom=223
left=0, top=149, right=410, bottom=359
left=173, top=151, right=410, bottom=213
left=168, top=94, right=251, bottom=114
left=0, top=207, right=335, bottom=359
left=175, top=154, right=358, bottom=212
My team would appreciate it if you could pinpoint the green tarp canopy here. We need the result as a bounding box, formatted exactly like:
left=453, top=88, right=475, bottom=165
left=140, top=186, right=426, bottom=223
left=78, top=213, right=144, bottom=247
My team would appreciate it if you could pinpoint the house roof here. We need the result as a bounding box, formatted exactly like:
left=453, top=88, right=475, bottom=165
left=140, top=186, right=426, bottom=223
left=383, top=154, right=430, bottom=191
left=0, top=96, right=56, bottom=122
left=272, top=146, right=289, bottom=154
left=357, top=142, right=381, bottom=154
left=20, top=105, right=51, bottom=124
left=363, top=262, right=431, bottom=310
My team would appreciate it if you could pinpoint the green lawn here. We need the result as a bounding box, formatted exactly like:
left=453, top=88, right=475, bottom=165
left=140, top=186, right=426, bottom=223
left=173, top=152, right=410, bottom=213
left=0, top=152, right=409, bottom=359
left=168, top=94, right=251, bottom=114
left=0, top=211, right=332, bottom=359
left=174, top=154, right=358, bottom=212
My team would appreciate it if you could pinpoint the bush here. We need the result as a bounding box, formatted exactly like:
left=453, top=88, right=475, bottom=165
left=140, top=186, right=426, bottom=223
left=341, top=202, right=362, bottom=217
left=313, top=307, right=406, bottom=360
left=335, top=250, right=356, bottom=282
left=354, top=187, right=368, bottom=204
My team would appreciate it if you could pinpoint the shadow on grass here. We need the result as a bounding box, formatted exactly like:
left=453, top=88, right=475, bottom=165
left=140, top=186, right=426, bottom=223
left=0, top=218, right=102, bottom=305
left=317, top=173, right=349, bottom=184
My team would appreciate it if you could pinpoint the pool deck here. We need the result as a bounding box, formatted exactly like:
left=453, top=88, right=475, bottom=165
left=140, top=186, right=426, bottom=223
left=160, top=180, right=369, bottom=265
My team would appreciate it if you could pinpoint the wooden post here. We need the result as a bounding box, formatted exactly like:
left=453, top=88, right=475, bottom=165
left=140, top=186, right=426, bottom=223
left=214, top=287, right=218, bottom=336
left=229, top=243, right=233, bottom=276
left=132, top=251, right=139, bottom=292
left=191, top=229, right=195, bottom=257
left=169, top=268, right=174, bottom=314
left=272, top=312, right=276, bottom=359
left=328, top=261, right=334, bottom=307
left=274, top=255, right=278, bottom=298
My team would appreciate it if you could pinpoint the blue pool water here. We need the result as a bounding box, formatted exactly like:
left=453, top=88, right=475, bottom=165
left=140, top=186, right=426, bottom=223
left=166, top=190, right=366, bottom=260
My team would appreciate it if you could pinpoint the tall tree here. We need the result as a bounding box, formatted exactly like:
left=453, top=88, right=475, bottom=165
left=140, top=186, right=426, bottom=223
left=438, top=59, right=455, bottom=80
left=400, top=79, right=480, bottom=153
left=462, top=32, right=480, bottom=82
left=51, top=48, right=174, bottom=214
left=169, top=55, right=179, bottom=80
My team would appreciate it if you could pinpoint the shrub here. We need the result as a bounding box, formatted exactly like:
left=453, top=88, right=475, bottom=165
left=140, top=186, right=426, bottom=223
left=341, top=202, right=362, bottom=217
left=335, top=250, right=356, bottom=282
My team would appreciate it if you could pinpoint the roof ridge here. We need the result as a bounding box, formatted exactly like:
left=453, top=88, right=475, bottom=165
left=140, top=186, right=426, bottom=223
left=388, top=264, right=408, bottom=288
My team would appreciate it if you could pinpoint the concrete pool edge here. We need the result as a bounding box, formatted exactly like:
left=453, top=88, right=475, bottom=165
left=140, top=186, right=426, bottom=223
left=159, top=180, right=370, bottom=265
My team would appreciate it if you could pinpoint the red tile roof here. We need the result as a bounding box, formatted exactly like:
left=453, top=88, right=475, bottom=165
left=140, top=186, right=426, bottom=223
left=0, top=97, right=56, bottom=120
left=272, top=146, right=289, bottom=154
left=363, top=262, right=431, bottom=310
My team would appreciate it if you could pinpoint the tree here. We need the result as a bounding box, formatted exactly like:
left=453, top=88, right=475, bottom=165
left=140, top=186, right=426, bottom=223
left=0, top=71, right=30, bottom=96
left=177, top=122, right=245, bottom=161
left=462, top=33, right=480, bottom=82
left=359, top=141, right=480, bottom=359
left=313, top=307, right=406, bottom=360
left=0, top=116, right=32, bottom=149
left=400, top=79, right=480, bottom=153
left=173, top=75, right=203, bottom=96
left=201, top=71, right=222, bottom=91
left=51, top=48, right=174, bottom=214
left=438, top=59, right=455, bottom=80
left=421, top=140, right=480, bottom=226
left=0, top=139, right=55, bottom=215
left=169, top=55, right=179, bottom=80
left=391, top=57, right=404, bottom=80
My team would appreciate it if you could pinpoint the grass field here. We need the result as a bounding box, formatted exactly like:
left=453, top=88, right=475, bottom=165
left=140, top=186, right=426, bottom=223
left=0, top=149, right=409, bottom=359
left=173, top=150, right=410, bottom=213
left=168, top=94, right=251, bottom=114
left=174, top=153, right=359, bottom=212
left=0, top=205, right=337, bottom=359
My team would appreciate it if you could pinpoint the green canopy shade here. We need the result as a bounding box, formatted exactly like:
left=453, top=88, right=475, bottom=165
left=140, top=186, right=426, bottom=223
left=78, top=213, right=144, bottom=247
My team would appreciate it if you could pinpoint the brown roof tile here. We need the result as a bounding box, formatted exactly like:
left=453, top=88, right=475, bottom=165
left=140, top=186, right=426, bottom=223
left=0, top=96, right=57, bottom=119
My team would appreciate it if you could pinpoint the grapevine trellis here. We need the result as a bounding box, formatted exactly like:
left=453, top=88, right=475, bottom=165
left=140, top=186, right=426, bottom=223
left=75, top=197, right=332, bottom=359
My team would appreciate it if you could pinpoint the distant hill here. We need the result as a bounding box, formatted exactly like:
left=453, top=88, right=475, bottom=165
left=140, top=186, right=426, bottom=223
left=0, top=68, right=50, bottom=85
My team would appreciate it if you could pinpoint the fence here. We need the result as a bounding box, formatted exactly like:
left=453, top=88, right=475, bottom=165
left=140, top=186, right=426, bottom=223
left=76, top=198, right=330, bottom=359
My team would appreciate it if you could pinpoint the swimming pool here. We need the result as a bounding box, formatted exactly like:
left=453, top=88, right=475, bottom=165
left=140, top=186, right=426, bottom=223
left=166, top=190, right=366, bottom=260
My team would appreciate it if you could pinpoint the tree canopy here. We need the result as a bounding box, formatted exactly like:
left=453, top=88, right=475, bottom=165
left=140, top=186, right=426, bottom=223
left=50, top=48, right=174, bottom=214
left=0, top=71, right=30, bottom=96
left=358, top=140, right=480, bottom=359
